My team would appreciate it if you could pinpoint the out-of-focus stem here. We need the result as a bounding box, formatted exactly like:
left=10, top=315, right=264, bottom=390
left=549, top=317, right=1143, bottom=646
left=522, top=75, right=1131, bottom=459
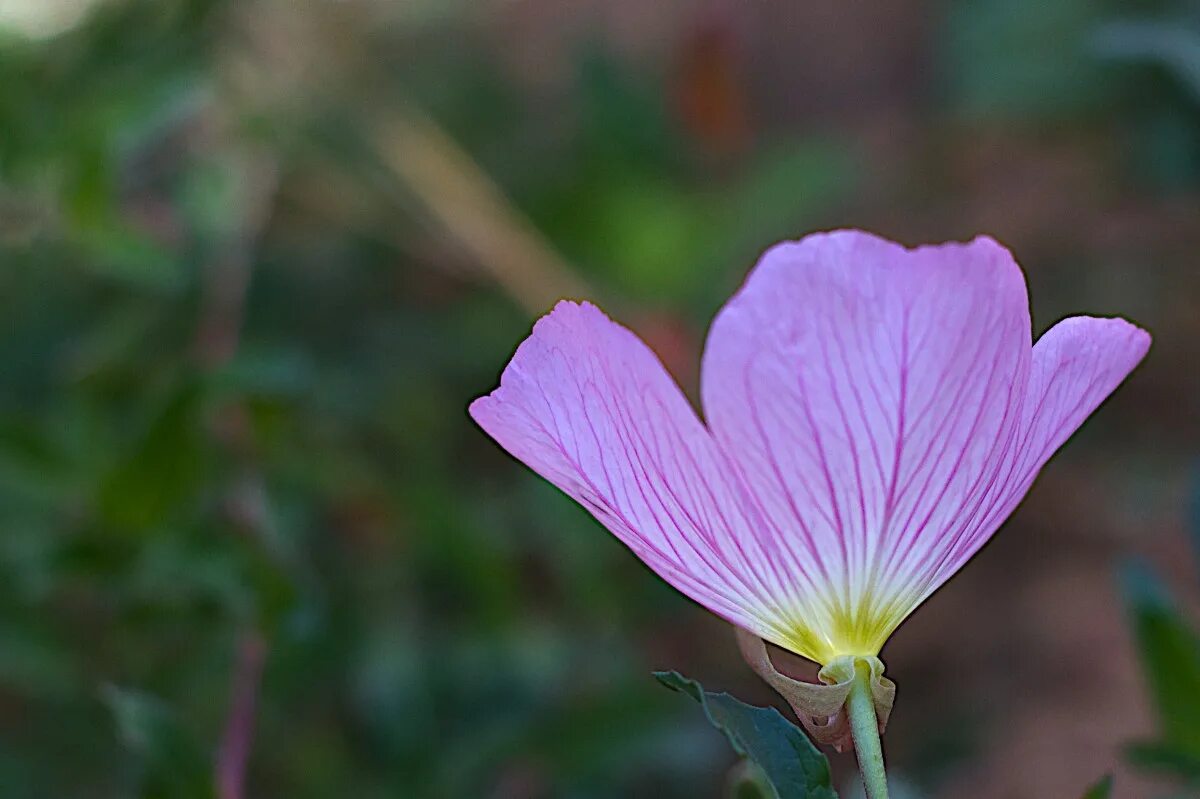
left=847, top=659, right=889, bottom=799
left=372, top=109, right=592, bottom=314
left=215, top=633, right=267, bottom=799
left=193, top=143, right=278, bottom=799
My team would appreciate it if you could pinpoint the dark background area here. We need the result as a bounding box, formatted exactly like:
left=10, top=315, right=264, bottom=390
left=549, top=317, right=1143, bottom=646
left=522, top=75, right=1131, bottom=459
left=0, top=1, right=1197, bottom=797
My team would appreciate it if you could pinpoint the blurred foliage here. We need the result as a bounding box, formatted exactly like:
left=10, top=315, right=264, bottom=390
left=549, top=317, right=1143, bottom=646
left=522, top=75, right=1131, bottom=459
left=944, top=0, right=1119, bottom=120
left=1123, top=540, right=1200, bottom=796
left=945, top=0, right=1200, bottom=189
left=0, top=0, right=1189, bottom=796
left=1080, top=774, right=1114, bottom=799
left=1091, top=13, right=1200, bottom=190
left=0, top=0, right=851, bottom=795
left=1123, top=562, right=1200, bottom=778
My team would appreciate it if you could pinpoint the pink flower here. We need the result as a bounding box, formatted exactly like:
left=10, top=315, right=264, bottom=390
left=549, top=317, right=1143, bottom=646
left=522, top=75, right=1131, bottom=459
left=470, top=230, right=1149, bottom=667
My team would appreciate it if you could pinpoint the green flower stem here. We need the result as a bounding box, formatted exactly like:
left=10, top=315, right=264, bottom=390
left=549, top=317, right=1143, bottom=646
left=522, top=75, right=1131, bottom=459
left=846, top=659, right=889, bottom=799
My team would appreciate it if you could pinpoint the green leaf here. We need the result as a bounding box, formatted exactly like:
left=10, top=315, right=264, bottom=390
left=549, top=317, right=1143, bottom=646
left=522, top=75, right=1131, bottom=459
left=1080, top=773, right=1113, bottom=799
left=97, top=380, right=209, bottom=532
left=1125, top=741, right=1200, bottom=782
left=1122, top=561, right=1200, bottom=756
left=654, top=670, right=838, bottom=799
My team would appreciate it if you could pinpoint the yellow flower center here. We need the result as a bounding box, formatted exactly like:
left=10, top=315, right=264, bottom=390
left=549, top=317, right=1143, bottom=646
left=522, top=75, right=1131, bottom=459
left=776, top=591, right=911, bottom=665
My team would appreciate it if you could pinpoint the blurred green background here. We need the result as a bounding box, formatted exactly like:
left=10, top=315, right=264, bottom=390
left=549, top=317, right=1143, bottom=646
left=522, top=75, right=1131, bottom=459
left=0, top=0, right=1197, bottom=797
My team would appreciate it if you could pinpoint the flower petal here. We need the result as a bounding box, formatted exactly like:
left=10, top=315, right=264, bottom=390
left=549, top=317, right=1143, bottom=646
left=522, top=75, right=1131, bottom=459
left=701, top=231, right=1033, bottom=653
left=921, top=315, right=1150, bottom=591
left=469, top=300, right=796, bottom=646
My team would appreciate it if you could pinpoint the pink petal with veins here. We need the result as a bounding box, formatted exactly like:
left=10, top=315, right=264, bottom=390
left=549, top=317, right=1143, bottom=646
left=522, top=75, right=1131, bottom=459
left=469, top=301, right=798, bottom=648
left=470, top=231, right=1150, bottom=664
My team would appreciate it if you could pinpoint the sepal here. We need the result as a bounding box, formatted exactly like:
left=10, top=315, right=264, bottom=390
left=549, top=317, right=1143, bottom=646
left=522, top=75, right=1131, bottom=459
left=736, top=628, right=896, bottom=752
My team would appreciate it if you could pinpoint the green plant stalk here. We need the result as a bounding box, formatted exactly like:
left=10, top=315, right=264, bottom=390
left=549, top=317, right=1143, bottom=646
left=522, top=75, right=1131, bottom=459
left=847, top=659, right=889, bottom=799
